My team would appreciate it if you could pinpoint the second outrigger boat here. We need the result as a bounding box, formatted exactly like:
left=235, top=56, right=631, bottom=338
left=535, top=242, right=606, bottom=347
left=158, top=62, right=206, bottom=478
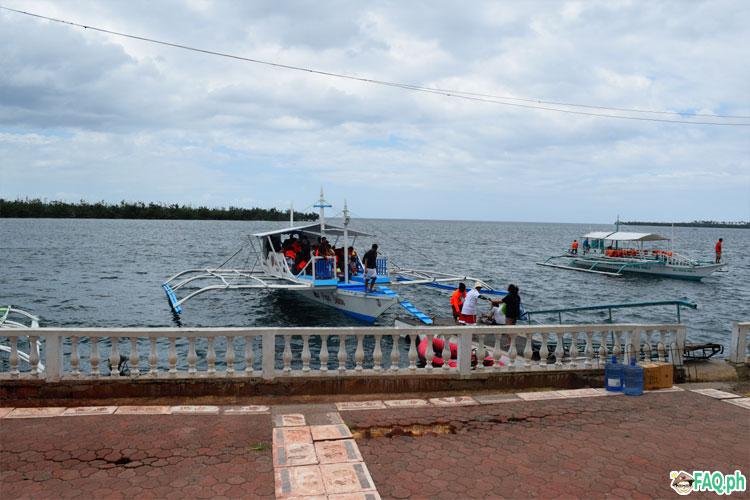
left=163, top=189, right=510, bottom=324
left=537, top=219, right=724, bottom=280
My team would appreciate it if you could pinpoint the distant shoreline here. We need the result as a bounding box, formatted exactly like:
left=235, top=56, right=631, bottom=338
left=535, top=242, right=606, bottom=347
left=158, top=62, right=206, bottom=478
left=621, top=221, right=749, bottom=229
left=0, top=198, right=318, bottom=222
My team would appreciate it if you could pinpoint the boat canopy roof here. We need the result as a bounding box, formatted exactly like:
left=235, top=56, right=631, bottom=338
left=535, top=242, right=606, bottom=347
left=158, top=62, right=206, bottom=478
left=583, top=231, right=669, bottom=242
left=253, top=222, right=373, bottom=238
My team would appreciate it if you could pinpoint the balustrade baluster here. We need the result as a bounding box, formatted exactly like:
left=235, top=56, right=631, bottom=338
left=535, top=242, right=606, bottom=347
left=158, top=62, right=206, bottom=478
left=244, top=335, right=255, bottom=374
left=475, top=333, right=485, bottom=372
left=90, top=337, right=101, bottom=378
left=337, top=335, right=347, bottom=373
left=539, top=334, right=549, bottom=369
left=319, top=335, right=329, bottom=373
left=658, top=330, right=667, bottom=362
left=168, top=337, right=178, bottom=376
left=643, top=330, right=653, bottom=362
left=187, top=338, right=197, bottom=375
left=207, top=337, right=216, bottom=376
left=584, top=331, right=594, bottom=368
left=569, top=332, right=580, bottom=369
left=524, top=333, right=533, bottom=369
left=555, top=332, right=565, bottom=368
left=109, top=338, right=120, bottom=377
left=355, top=335, right=365, bottom=372
left=9, top=336, right=19, bottom=378
left=302, top=335, right=311, bottom=373
left=373, top=334, right=383, bottom=372
left=408, top=334, right=417, bottom=371
left=129, top=337, right=139, bottom=376
left=507, top=333, right=517, bottom=371
left=624, top=330, right=636, bottom=362
left=493, top=333, right=502, bottom=371
left=425, top=333, right=434, bottom=371
left=441, top=334, right=451, bottom=371
left=613, top=331, right=623, bottom=360
left=28, top=335, right=39, bottom=378
left=390, top=334, right=400, bottom=373
left=149, top=337, right=158, bottom=376
left=226, top=336, right=235, bottom=376
left=70, top=336, right=80, bottom=378
left=283, top=335, right=292, bottom=373
left=598, top=332, right=607, bottom=365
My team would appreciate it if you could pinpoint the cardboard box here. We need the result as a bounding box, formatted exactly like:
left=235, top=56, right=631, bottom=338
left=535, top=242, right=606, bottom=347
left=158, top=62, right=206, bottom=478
left=638, top=361, right=674, bottom=390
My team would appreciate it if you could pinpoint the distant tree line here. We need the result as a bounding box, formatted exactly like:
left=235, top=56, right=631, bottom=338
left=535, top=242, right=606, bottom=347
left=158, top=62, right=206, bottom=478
left=622, top=220, right=749, bottom=229
left=0, top=198, right=318, bottom=221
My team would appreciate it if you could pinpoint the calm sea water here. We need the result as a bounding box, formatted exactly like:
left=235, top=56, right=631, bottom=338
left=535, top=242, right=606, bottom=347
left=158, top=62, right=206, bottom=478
left=1, top=218, right=748, bottom=357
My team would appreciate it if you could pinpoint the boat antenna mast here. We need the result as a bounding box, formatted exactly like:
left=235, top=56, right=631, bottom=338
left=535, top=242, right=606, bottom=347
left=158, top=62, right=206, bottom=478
left=290, top=200, right=294, bottom=228
left=314, top=186, right=331, bottom=239
left=343, top=200, right=351, bottom=283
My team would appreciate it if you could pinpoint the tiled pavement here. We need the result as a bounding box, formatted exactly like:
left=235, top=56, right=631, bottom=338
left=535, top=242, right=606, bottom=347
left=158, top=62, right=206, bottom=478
left=1, top=387, right=748, bottom=499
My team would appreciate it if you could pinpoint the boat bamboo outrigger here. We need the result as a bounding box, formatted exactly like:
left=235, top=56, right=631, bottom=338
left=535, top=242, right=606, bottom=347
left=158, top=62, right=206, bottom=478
left=537, top=219, right=724, bottom=280
left=163, top=189, right=510, bottom=324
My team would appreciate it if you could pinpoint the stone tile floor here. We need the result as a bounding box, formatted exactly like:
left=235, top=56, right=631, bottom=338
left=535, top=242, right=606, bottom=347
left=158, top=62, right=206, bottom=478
left=1, top=385, right=748, bottom=499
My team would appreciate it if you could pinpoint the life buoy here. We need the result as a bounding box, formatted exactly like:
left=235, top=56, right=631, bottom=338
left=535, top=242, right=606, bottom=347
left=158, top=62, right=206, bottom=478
left=416, top=337, right=500, bottom=368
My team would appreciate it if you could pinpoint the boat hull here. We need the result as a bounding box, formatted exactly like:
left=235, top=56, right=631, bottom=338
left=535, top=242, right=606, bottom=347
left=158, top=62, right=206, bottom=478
left=567, top=257, right=722, bottom=280
left=295, top=287, right=399, bottom=323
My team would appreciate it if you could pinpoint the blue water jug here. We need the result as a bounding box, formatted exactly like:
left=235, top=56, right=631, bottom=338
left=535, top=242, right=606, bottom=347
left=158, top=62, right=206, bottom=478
left=623, top=358, right=644, bottom=396
left=605, top=355, right=624, bottom=392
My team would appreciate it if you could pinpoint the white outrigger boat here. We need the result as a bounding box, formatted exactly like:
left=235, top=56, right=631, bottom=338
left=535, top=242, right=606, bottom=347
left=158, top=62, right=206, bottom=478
left=163, top=189, right=508, bottom=324
left=1, top=305, right=45, bottom=371
left=537, top=220, right=724, bottom=280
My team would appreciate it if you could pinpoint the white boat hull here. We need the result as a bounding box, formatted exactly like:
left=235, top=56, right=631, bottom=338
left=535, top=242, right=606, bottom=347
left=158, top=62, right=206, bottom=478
left=566, top=257, right=723, bottom=280
left=295, top=287, right=400, bottom=323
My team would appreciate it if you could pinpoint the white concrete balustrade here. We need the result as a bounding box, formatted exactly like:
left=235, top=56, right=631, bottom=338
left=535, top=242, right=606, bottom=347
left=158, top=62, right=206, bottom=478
left=0, top=324, right=689, bottom=382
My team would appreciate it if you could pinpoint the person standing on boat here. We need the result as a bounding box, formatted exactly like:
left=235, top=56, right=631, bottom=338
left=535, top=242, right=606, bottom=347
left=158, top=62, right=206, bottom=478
left=715, top=238, right=723, bottom=263
left=583, top=238, right=590, bottom=254
left=459, top=282, right=483, bottom=325
left=362, top=244, right=378, bottom=293
left=490, top=284, right=521, bottom=325
left=571, top=240, right=579, bottom=254
left=450, top=283, right=466, bottom=322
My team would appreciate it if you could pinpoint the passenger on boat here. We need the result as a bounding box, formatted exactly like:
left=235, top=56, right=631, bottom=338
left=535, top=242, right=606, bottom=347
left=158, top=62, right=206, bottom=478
left=459, top=282, right=483, bottom=325
left=362, top=244, right=378, bottom=293
left=450, top=283, right=466, bottom=323
left=715, top=238, right=722, bottom=263
left=583, top=238, right=590, bottom=254
left=571, top=240, right=578, bottom=254
left=489, top=284, right=521, bottom=325
left=347, top=246, right=359, bottom=276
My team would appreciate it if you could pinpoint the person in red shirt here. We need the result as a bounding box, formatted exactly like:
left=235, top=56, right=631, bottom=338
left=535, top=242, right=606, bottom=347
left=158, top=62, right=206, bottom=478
left=450, top=283, right=466, bottom=322
left=715, top=238, right=723, bottom=263
left=571, top=240, right=579, bottom=254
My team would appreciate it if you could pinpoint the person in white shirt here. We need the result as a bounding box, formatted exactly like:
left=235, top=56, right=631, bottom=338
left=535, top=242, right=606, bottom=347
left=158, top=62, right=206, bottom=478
left=459, top=281, right=484, bottom=325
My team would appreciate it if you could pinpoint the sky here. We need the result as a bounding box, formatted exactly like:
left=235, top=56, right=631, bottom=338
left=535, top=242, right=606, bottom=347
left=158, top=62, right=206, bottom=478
left=1, top=1, right=748, bottom=223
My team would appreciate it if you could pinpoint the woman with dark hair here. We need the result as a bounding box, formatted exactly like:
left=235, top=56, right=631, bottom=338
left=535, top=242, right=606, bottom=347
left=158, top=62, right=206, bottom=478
left=490, top=284, right=521, bottom=325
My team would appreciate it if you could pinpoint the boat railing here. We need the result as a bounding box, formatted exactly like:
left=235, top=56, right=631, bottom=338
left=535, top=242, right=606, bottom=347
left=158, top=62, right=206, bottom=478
left=729, top=322, right=750, bottom=365
left=1, top=323, right=686, bottom=382
left=524, top=300, right=698, bottom=325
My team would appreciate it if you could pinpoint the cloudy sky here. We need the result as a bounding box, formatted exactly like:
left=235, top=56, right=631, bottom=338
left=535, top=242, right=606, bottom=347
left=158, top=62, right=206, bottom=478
left=1, top=1, right=748, bottom=223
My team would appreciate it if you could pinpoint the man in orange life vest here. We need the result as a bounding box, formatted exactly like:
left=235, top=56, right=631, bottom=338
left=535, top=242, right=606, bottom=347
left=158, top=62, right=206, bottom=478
left=571, top=240, right=579, bottom=254
left=451, top=283, right=466, bottom=323
left=715, top=238, right=722, bottom=263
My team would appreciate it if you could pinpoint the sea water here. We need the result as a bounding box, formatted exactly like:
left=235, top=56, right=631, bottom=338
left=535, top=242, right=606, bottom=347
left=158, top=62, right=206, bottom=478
left=1, top=218, right=748, bottom=368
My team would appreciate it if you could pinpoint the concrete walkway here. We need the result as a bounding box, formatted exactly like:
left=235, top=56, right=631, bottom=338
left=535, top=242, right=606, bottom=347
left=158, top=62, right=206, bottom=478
left=1, top=385, right=748, bottom=499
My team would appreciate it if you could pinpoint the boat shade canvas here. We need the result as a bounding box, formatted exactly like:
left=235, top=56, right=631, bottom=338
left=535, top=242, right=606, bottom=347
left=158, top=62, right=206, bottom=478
left=583, top=231, right=615, bottom=239
left=583, top=231, right=668, bottom=242
left=253, top=223, right=373, bottom=238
